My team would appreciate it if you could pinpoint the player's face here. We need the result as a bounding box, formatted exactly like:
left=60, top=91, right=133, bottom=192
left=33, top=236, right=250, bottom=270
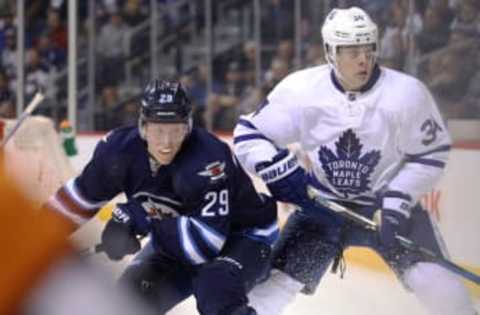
left=144, top=122, right=188, bottom=165
left=335, top=44, right=376, bottom=91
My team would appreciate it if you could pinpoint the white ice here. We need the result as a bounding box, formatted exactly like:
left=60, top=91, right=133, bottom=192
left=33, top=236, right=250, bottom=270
left=72, top=219, right=479, bottom=315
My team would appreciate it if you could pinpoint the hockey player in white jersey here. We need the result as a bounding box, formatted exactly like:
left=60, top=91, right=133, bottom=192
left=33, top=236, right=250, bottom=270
left=233, top=6, right=477, bottom=315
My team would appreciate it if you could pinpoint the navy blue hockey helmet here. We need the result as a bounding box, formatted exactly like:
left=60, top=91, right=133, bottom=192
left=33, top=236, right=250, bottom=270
left=140, top=79, right=192, bottom=124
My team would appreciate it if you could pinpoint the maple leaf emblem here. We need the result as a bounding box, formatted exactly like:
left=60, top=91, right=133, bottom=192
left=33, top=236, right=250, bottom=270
left=318, top=129, right=380, bottom=197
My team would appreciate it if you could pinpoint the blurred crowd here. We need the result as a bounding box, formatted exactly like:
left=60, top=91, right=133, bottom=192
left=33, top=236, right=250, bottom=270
left=0, top=0, right=479, bottom=132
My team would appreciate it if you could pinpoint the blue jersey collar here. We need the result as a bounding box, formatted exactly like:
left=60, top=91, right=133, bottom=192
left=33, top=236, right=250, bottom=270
left=330, top=64, right=381, bottom=94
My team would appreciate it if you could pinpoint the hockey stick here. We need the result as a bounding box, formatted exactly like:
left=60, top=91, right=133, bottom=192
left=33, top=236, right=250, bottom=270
left=0, top=92, right=45, bottom=148
left=306, top=185, right=480, bottom=286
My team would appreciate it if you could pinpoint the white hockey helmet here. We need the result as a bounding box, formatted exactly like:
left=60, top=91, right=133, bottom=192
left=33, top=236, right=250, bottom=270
left=321, top=7, right=378, bottom=67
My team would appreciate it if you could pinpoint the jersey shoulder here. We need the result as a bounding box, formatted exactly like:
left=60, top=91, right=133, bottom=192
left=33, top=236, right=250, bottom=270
left=173, top=128, right=233, bottom=201
left=273, top=64, right=330, bottom=94
left=379, top=67, right=433, bottom=113
left=179, top=128, right=231, bottom=164
left=382, top=67, right=429, bottom=99
left=97, top=125, right=144, bottom=156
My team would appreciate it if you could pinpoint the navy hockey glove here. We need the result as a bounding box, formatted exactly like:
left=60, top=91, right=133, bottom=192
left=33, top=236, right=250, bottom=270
left=100, top=205, right=142, bottom=260
left=255, top=149, right=313, bottom=209
left=377, top=191, right=412, bottom=247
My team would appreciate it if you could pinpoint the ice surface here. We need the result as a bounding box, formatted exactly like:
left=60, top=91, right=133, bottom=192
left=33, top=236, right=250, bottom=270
left=72, top=218, right=479, bottom=315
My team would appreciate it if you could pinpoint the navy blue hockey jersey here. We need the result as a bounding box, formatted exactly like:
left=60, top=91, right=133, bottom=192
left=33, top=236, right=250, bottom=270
left=48, top=126, right=278, bottom=265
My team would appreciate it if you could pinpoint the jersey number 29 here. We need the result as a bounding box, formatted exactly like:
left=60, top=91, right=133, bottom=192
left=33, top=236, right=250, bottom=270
left=201, top=189, right=229, bottom=217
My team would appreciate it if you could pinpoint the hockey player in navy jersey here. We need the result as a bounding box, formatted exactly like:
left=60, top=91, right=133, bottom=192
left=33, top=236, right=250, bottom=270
left=45, top=79, right=278, bottom=315
left=234, top=6, right=477, bottom=315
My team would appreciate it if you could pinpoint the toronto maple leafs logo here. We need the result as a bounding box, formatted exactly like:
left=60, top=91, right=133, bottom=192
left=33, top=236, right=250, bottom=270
left=318, top=129, right=380, bottom=197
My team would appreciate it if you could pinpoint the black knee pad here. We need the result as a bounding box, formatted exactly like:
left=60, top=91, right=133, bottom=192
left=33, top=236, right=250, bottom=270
left=194, top=258, right=248, bottom=315
left=119, top=262, right=192, bottom=314
left=273, top=211, right=342, bottom=294
left=119, top=263, right=158, bottom=296
left=226, top=305, right=257, bottom=315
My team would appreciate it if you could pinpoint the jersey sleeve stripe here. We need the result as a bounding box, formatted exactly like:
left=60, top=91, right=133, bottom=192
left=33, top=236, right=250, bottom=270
left=382, top=190, right=413, bottom=217
left=251, top=221, right=279, bottom=237
left=243, top=220, right=280, bottom=245
left=47, top=195, right=88, bottom=225
left=382, top=190, right=412, bottom=201
left=189, top=218, right=226, bottom=253
left=233, top=133, right=273, bottom=145
left=405, top=145, right=451, bottom=159
left=178, top=217, right=207, bottom=265
left=56, top=188, right=98, bottom=219
left=237, top=118, right=259, bottom=130
left=405, top=158, right=446, bottom=168
left=65, top=179, right=108, bottom=210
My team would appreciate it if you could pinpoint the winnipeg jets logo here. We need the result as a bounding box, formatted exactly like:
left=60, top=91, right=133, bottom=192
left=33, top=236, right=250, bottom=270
left=132, top=192, right=182, bottom=219
left=198, top=161, right=226, bottom=181
left=318, top=129, right=380, bottom=197
left=141, top=197, right=178, bottom=219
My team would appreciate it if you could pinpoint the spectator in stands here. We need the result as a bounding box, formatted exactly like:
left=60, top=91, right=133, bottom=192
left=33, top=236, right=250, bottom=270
left=0, top=0, right=14, bottom=18
left=36, top=32, right=66, bottom=70
left=25, top=0, right=51, bottom=39
left=211, top=61, right=247, bottom=132
left=450, top=0, right=480, bottom=36
left=118, top=98, right=140, bottom=126
left=378, top=0, right=408, bottom=69
left=261, top=0, right=294, bottom=44
left=274, top=39, right=294, bottom=70
left=1, top=27, right=17, bottom=79
left=430, top=0, right=455, bottom=25
left=237, top=40, right=258, bottom=87
left=415, top=3, right=452, bottom=54
left=45, top=7, right=67, bottom=52
left=357, top=0, right=394, bottom=22
left=122, top=0, right=148, bottom=57
left=460, top=50, right=480, bottom=118
left=179, top=73, right=198, bottom=122
left=122, top=0, right=147, bottom=27
left=0, top=69, right=14, bottom=119
left=0, top=12, right=15, bottom=53
left=304, top=41, right=325, bottom=67
left=25, top=48, right=51, bottom=104
left=187, top=63, right=221, bottom=129
left=262, top=57, right=289, bottom=95
left=97, top=11, right=129, bottom=87
left=96, top=85, right=120, bottom=131
left=238, top=57, right=290, bottom=116
left=423, top=28, right=478, bottom=119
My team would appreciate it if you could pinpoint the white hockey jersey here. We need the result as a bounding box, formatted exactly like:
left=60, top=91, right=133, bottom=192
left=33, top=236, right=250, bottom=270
left=233, top=64, right=451, bottom=209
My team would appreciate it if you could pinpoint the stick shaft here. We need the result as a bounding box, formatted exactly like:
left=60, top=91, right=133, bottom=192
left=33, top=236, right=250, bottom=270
left=306, top=185, right=480, bottom=286
left=1, top=92, right=45, bottom=148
